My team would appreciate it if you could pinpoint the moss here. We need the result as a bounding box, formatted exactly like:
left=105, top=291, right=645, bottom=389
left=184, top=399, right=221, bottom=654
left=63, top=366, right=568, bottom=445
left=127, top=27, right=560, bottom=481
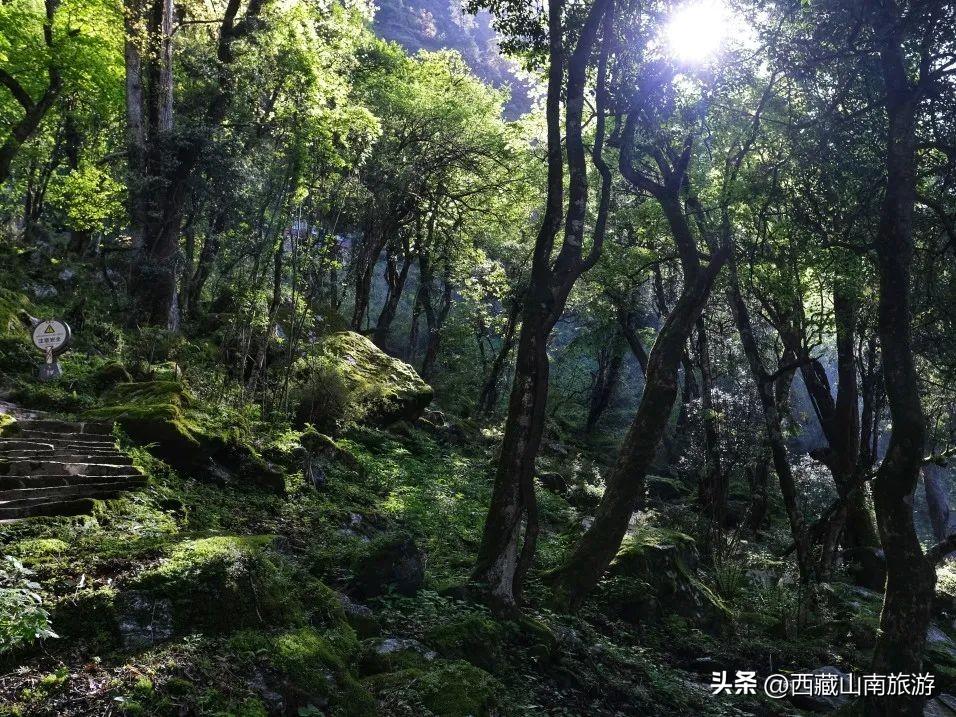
left=231, top=627, right=376, bottom=717
left=425, top=615, right=503, bottom=671
left=357, top=637, right=437, bottom=675
left=296, top=331, right=433, bottom=428
left=86, top=380, right=284, bottom=492
left=50, top=588, right=121, bottom=649
left=10, top=538, right=69, bottom=559
left=85, top=380, right=201, bottom=448
left=363, top=659, right=501, bottom=717
left=0, top=413, right=14, bottom=431
left=92, top=361, right=133, bottom=392
left=131, top=536, right=308, bottom=633
left=607, top=526, right=731, bottom=629
left=0, top=288, right=30, bottom=337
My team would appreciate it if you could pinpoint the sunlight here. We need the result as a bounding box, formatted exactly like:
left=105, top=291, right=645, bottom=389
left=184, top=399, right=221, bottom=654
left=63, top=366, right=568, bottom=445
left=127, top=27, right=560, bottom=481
left=664, top=1, right=730, bottom=64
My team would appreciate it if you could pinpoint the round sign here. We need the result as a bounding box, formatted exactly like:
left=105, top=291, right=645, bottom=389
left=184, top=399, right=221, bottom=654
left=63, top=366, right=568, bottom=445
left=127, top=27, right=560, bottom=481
left=32, top=319, right=71, bottom=355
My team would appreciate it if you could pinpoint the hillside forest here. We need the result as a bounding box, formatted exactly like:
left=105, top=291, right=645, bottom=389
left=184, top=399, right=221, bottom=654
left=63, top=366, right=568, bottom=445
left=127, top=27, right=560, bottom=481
left=1, top=0, right=956, bottom=715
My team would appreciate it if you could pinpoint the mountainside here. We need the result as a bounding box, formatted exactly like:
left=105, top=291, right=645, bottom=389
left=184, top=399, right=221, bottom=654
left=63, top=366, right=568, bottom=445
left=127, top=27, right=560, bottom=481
left=372, top=0, right=535, bottom=117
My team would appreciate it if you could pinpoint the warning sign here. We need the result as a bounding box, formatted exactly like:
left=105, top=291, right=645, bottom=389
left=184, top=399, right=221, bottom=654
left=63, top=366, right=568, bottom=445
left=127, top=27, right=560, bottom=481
left=32, top=319, right=71, bottom=354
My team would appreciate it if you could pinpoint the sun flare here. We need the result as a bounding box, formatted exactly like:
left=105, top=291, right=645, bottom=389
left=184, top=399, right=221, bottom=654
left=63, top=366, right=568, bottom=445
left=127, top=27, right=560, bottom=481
left=664, top=1, right=729, bottom=63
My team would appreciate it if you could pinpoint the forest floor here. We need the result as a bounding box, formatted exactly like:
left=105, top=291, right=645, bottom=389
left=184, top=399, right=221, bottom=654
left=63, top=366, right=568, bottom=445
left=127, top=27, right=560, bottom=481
left=0, top=249, right=954, bottom=716
left=0, top=406, right=926, bottom=716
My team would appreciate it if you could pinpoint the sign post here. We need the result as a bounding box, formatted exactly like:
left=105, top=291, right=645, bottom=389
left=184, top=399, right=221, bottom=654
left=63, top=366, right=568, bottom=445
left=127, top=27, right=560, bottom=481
left=31, top=319, right=71, bottom=382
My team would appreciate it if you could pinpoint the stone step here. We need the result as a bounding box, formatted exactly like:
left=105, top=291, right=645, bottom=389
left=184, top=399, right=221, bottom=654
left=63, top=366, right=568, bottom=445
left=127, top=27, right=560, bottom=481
left=0, top=477, right=146, bottom=503
left=0, top=497, right=98, bottom=521
left=0, top=439, right=119, bottom=458
left=0, top=460, right=142, bottom=478
left=11, top=430, right=116, bottom=446
left=0, top=451, right=131, bottom=463
left=9, top=419, right=113, bottom=436
left=0, top=440, right=55, bottom=452
left=0, top=472, right=146, bottom=491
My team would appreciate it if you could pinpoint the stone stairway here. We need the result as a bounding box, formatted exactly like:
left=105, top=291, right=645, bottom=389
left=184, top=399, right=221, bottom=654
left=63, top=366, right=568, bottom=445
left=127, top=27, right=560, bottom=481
left=0, top=419, right=146, bottom=520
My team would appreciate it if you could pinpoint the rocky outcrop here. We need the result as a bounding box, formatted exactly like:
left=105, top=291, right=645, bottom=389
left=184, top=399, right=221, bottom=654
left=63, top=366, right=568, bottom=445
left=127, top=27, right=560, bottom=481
left=85, top=380, right=284, bottom=493
left=349, top=530, right=425, bottom=598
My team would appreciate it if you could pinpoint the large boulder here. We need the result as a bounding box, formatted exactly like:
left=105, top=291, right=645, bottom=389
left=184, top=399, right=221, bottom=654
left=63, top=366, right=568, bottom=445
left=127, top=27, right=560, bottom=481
left=296, top=331, right=432, bottom=429
left=606, top=527, right=730, bottom=630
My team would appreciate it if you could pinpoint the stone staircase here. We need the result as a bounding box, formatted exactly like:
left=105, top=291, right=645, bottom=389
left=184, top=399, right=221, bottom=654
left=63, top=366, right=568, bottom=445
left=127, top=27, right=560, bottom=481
left=0, top=419, right=146, bottom=520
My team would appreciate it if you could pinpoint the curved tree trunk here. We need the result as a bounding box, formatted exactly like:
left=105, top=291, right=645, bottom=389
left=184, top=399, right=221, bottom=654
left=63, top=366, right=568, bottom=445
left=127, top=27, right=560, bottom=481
left=550, top=250, right=727, bottom=610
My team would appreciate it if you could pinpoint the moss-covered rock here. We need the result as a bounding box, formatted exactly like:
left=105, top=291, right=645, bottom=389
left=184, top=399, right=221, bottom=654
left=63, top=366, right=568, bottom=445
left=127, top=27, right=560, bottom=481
left=606, top=527, right=731, bottom=630
left=128, top=536, right=319, bottom=634
left=230, top=627, right=376, bottom=716
left=425, top=615, right=504, bottom=671
left=358, top=636, right=438, bottom=675
left=86, top=381, right=284, bottom=493
left=362, top=659, right=502, bottom=716
left=50, top=588, right=121, bottom=651
left=91, top=361, right=133, bottom=392
left=296, top=331, right=433, bottom=429
left=349, top=530, right=425, bottom=598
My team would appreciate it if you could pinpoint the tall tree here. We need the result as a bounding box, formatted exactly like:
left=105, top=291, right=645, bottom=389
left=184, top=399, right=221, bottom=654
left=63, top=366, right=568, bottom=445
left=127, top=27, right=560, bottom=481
left=471, top=0, right=614, bottom=609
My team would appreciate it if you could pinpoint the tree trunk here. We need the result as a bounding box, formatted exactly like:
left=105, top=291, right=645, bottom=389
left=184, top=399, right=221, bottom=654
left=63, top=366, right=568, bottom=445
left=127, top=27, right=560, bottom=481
left=924, top=464, right=954, bottom=545
left=421, top=278, right=451, bottom=379
left=695, top=318, right=725, bottom=527
left=350, top=224, right=386, bottom=331
left=550, top=249, right=727, bottom=611
left=472, top=0, right=613, bottom=609
left=373, top=242, right=413, bottom=347
left=0, top=0, right=62, bottom=184
left=477, top=299, right=520, bottom=416
left=864, top=5, right=935, bottom=713
left=585, top=335, right=624, bottom=434
left=726, top=255, right=813, bottom=584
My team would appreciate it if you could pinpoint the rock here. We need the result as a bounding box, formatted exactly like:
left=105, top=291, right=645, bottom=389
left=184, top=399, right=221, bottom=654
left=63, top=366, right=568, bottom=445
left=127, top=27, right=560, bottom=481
left=926, top=623, right=956, bottom=691
left=537, top=470, right=569, bottom=495
left=844, top=546, right=887, bottom=592
left=297, top=331, right=433, bottom=428
left=129, top=535, right=317, bottom=634
left=361, top=659, right=501, bottom=717
left=686, top=656, right=724, bottom=674
left=608, top=527, right=730, bottom=630
left=337, top=593, right=380, bottom=638
left=358, top=637, right=438, bottom=675
left=86, top=380, right=285, bottom=493
left=350, top=531, right=425, bottom=599
left=58, top=268, right=76, bottom=283
left=925, top=694, right=956, bottom=717
left=92, top=361, right=133, bottom=392
left=29, top=283, right=57, bottom=299
left=425, top=616, right=504, bottom=671
left=744, top=569, right=776, bottom=590
left=789, top=666, right=851, bottom=712
left=422, top=408, right=447, bottom=426
left=115, top=590, right=174, bottom=650
left=645, top=475, right=689, bottom=502
left=929, top=624, right=956, bottom=647
left=546, top=441, right=569, bottom=456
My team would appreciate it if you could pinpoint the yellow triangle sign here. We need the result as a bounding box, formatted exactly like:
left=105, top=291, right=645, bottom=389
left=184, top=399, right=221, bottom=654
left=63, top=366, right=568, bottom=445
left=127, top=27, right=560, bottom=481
left=44, top=324, right=55, bottom=334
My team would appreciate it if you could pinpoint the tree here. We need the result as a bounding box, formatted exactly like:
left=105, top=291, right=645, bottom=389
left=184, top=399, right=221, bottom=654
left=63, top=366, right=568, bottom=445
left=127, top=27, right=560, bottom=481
left=470, top=0, right=614, bottom=609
